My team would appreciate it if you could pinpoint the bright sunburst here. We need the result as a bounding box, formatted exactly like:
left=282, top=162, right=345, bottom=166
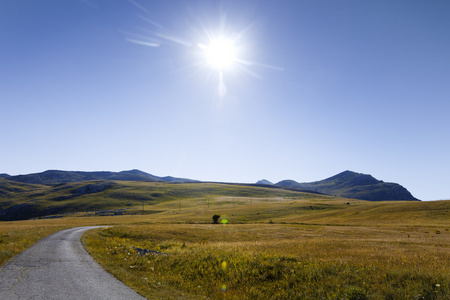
left=124, top=4, right=283, bottom=98
left=200, top=37, right=237, bottom=71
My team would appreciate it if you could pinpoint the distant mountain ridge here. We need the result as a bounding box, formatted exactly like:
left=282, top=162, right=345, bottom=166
left=4, top=169, right=198, bottom=185
left=256, top=179, right=273, bottom=185
left=2, top=169, right=418, bottom=201
left=0, top=169, right=420, bottom=221
left=274, top=170, right=418, bottom=201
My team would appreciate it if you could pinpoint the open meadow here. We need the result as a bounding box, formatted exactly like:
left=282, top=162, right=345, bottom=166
left=1, top=184, right=449, bottom=299
left=4, top=1, right=450, bottom=298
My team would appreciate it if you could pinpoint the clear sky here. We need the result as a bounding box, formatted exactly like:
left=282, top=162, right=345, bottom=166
left=1, top=0, right=449, bottom=201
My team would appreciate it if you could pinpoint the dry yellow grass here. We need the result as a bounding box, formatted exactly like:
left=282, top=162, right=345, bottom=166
left=2, top=197, right=449, bottom=299
left=83, top=221, right=450, bottom=299
left=0, top=221, right=67, bottom=266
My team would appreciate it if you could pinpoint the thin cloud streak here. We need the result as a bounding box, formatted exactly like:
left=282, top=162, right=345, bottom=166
left=128, top=0, right=149, bottom=14
left=136, top=14, right=164, bottom=29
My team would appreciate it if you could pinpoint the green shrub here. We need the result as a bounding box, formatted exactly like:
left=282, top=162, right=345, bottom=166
left=212, top=214, right=220, bottom=224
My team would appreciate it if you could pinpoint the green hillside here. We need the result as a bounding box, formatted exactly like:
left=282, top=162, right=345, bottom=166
left=4, top=169, right=420, bottom=202
left=2, top=176, right=447, bottom=226
left=0, top=179, right=325, bottom=221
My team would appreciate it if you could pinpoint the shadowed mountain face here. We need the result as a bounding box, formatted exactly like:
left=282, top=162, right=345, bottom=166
left=5, top=169, right=198, bottom=185
left=275, top=170, right=419, bottom=201
left=0, top=179, right=44, bottom=198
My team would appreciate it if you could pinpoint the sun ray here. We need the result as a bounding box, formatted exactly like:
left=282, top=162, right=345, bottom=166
left=126, top=38, right=160, bottom=47
left=128, top=0, right=149, bottom=13
left=154, top=32, right=192, bottom=47
left=235, top=63, right=263, bottom=80
left=218, top=72, right=227, bottom=98
left=251, top=61, right=285, bottom=72
left=124, top=2, right=283, bottom=98
left=136, top=14, right=164, bottom=29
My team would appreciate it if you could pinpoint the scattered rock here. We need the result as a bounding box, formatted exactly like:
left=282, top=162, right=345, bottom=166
left=133, top=247, right=167, bottom=256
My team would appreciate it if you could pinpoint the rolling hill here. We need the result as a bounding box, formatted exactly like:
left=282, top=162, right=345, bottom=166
left=0, top=169, right=421, bottom=221
left=0, top=178, right=323, bottom=221
left=4, top=169, right=418, bottom=202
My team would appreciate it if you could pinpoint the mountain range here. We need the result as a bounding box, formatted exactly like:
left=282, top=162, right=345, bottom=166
left=259, top=170, right=418, bottom=201
left=1, top=169, right=198, bottom=185
left=1, top=169, right=418, bottom=201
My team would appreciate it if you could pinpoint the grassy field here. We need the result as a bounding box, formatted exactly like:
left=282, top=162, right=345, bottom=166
left=83, top=222, right=449, bottom=299
left=1, top=184, right=449, bottom=299
left=0, top=180, right=320, bottom=220
left=80, top=198, right=450, bottom=299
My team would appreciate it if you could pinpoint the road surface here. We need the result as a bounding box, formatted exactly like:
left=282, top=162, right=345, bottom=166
left=0, top=226, right=145, bottom=299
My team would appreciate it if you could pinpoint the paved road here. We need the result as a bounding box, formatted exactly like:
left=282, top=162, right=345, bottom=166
left=0, top=226, right=146, bottom=300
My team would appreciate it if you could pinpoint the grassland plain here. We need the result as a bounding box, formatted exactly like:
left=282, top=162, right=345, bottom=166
left=2, top=186, right=450, bottom=299
left=0, top=182, right=323, bottom=264
left=82, top=198, right=450, bottom=300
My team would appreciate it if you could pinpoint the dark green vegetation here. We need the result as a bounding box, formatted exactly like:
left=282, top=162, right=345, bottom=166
left=276, top=170, right=418, bottom=201
left=212, top=214, right=220, bottom=224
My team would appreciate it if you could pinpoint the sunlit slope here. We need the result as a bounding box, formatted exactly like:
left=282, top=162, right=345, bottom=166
left=151, top=197, right=450, bottom=227
left=274, top=199, right=450, bottom=226
left=2, top=178, right=448, bottom=226
left=0, top=180, right=324, bottom=221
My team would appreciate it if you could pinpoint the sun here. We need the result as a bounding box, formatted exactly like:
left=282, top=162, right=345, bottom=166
left=200, top=37, right=237, bottom=71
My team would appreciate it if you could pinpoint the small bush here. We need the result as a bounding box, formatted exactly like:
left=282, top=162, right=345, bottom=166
left=212, top=214, right=220, bottom=224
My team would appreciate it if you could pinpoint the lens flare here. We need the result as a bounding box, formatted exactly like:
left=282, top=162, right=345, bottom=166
left=218, top=72, right=227, bottom=97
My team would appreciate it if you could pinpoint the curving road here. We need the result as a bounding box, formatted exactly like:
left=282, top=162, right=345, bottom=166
left=0, top=226, right=145, bottom=300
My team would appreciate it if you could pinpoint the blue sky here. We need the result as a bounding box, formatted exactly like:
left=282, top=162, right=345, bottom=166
left=1, top=0, right=449, bottom=201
